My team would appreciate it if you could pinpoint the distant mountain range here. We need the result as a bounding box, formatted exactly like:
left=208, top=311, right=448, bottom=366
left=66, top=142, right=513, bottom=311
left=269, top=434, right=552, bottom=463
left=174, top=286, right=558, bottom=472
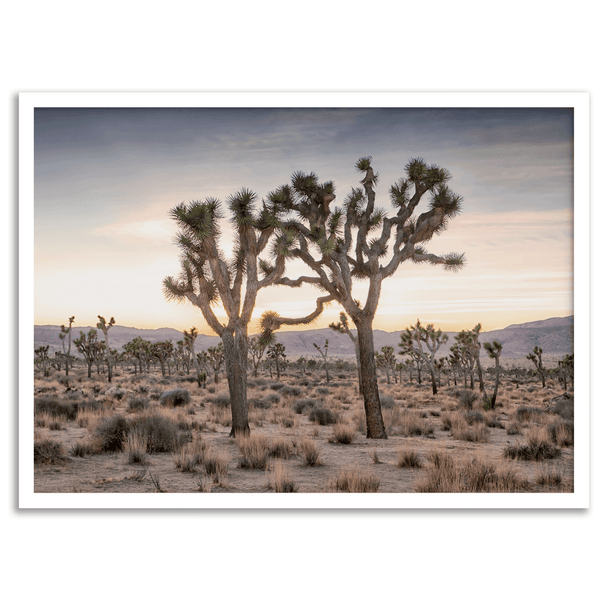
left=34, top=316, right=574, bottom=359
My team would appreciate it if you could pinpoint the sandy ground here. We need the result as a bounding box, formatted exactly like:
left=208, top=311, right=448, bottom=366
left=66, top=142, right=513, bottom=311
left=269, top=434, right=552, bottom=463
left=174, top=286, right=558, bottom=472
left=32, top=369, right=574, bottom=494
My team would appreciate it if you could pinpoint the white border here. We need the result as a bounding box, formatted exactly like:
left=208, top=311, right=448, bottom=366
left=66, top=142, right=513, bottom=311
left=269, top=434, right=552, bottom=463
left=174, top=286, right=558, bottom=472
left=19, top=92, right=590, bottom=509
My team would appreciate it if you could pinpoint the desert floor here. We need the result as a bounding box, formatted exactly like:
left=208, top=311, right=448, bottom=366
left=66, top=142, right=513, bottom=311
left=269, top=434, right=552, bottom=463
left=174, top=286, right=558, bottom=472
left=32, top=368, right=574, bottom=494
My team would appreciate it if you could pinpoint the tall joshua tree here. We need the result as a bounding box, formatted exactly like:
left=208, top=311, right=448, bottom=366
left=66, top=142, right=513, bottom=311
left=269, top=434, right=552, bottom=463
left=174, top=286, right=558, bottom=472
left=163, top=189, right=328, bottom=437
left=183, top=327, right=205, bottom=386
left=267, top=157, right=464, bottom=438
left=74, top=329, right=103, bottom=378
left=248, top=336, right=268, bottom=377
left=97, top=316, right=116, bottom=383
left=400, top=320, right=448, bottom=395
left=526, top=345, right=546, bottom=388
left=483, top=340, right=503, bottom=409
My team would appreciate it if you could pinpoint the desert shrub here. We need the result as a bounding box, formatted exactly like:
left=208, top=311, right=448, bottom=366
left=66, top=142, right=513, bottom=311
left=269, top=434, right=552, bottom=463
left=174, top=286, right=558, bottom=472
left=456, top=389, right=478, bottom=411
left=130, top=413, right=185, bottom=453
left=309, top=407, right=336, bottom=425
left=293, top=398, right=317, bottom=414
left=159, top=388, right=192, bottom=407
left=127, top=397, right=149, bottom=412
left=416, top=453, right=531, bottom=492
left=269, top=437, right=294, bottom=459
left=504, top=428, right=561, bottom=461
left=125, top=430, right=149, bottom=465
left=515, top=406, right=544, bottom=422
left=333, top=467, right=380, bottom=493
left=299, top=438, right=323, bottom=466
left=548, top=396, right=574, bottom=420
left=279, top=385, right=302, bottom=397
left=70, top=441, right=95, bottom=457
left=265, top=393, right=282, bottom=405
left=48, top=421, right=64, bottom=431
left=379, top=395, right=395, bottom=409
left=207, top=385, right=216, bottom=393
left=252, top=394, right=278, bottom=409
left=270, top=382, right=285, bottom=391
left=236, top=435, right=270, bottom=470
left=536, top=467, right=564, bottom=487
left=279, top=413, right=296, bottom=428
left=94, top=415, right=131, bottom=451
left=352, top=410, right=367, bottom=435
left=137, top=385, right=150, bottom=395
left=506, top=421, right=521, bottom=435
left=547, top=419, right=574, bottom=447
left=173, top=449, right=201, bottom=472
left=34, top=396, right=78, bottom=420
left=429, top=410, right=441, bottom=417
left=485, top=414, right=505, bottom=429
left=397, top=449, right=422, bottom=468
left=204, top=451, right=229, bottom=478
left=267, top=462, right=298, bottom=493
left=397, top=410, right=434, bottom=437
left=465, top=410, right=485, bottom=425
left=329, top=423, right=355, bottom=444
left=315, top=387, right=331, bottom=396
left=206, top=393, right=230, bottom=408
left=450, top=418, right=489, bottom=443
left=35, top=417, right=47, bottom=428
left=34, top=437, right=68, bottom=465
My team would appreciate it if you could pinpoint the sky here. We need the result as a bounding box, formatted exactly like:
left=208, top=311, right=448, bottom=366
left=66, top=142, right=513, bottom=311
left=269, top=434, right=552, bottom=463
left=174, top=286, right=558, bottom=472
left=34, top=107, right=574, bottom=334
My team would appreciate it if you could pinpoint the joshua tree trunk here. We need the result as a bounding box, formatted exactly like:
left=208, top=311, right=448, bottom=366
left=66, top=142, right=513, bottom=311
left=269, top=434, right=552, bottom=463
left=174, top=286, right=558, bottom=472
left=222, top=328, right=250, bottom=437
left=427, top=361, right=438, bottom=395
left=356, top=317, right=387, bottom=439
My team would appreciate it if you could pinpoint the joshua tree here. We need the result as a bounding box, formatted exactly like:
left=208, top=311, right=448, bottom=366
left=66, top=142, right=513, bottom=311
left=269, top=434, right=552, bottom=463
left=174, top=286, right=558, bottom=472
left=399, top=320, right=448, bottom=395
left=313, top=339, right=330, bottom=382
left=526, top=346, right=546, bottom=388
left=268, top=157, right=464, bottom=438
left=483, top=340, right=503, bottom=409
left=34, top=345, right=50, bottom=377
left=375, top=345, right=396, bottom=384
left=96, top=316, right=116, bottom=382
left=266, top=342, right=287, bottom=380
left=59, top=316, right=75, bottom=376
left=182, top=327, right=206, bottom=386
left=151, top=340, right=174, bottom=377
left=123, top=337, right=152, bottom=375
left=205, top=343, right=225, bottom=384
left=557, top=353, right=574, bottom=391
left=163, top=189, right=329, bottom=437
left=248, top=336, right=268, bottom=377
left=329, top=311, right=362, bottom=393
left=74, top=329, right=103, bottom=378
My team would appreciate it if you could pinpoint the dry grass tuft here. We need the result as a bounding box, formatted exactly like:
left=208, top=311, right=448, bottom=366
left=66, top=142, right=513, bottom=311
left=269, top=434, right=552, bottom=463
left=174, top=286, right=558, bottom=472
left=332, top=466, right=380, bottom=493
left=504, top=427, right=562, bottom=461
left=267, top=462, right=299, bottom=493
left=397, top=448, right=423, bottom=468
left=329, top=423, right=355, bottom=444
left=236, top=434, right=270, bottom=470
left=299, top=437, right=323, bottom=466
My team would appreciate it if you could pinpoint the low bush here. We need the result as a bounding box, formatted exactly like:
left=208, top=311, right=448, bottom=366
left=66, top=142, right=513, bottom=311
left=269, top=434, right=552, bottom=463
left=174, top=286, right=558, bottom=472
left=270, top=382, right=285, bottom=391
left=379, top=395, right=395, bottom=409
left=329, top=423, right=355, bottom=444
left=236, top=435, right=270, bottom=470
left=159, top=388, right=192, bottom=407
left=309, top=407, right=336, bottom=425
left=34, top=437, right=68, bottom=465
left=456, top=389, right=478, bottom=411
left=206, top=393, right=230, bottom=408
left=397, top=449, right=422, bottom=468
left=547, top=419, right=574, bottom=447
left=515, top=406, right=544, bottom=422
left=293, top=398, right=317, bottom=414
left=94, top=415, right=131, bottom=451
left=299, top=438, right=322, bottom=466
left=127, top=397, right=149, bottom=412
left=130, top=413, right=186, bottom=453
left=70, top=441, right=96, bottom=457
left=465, top=410, right=485, bottom=425
left=267, top=462, right=298, bottom=493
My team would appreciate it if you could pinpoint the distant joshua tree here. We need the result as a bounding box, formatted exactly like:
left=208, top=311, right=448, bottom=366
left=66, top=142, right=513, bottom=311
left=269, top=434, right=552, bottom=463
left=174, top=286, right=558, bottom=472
left=400, top=320, right=448, bottom=395
left=526, top=345, right=546, bottom=388
left=206, top=343, right=225, bottom=384
left=313, top=339, right=330, bottom=382
left=483, top=340, right=503, bottom=409
left=97, top=316, right=116, bottom=382
left=59, top=316, right=75, bottom=376
left=375, top=345, right=396, bottom=385
left=151, top=340, right=174, bottom=377
left=182, top=327, right=205, bottom=387
left=34, top=345, right=50, bottom=377
left=557, top=353, right=574, bottom=391
left=248, top=337, right=268, bottom=378
left=266, top=342, right=287, bottom=380
left=74, top=329, right=103, bottom=378
left=123, top=337, right=152, bottom=375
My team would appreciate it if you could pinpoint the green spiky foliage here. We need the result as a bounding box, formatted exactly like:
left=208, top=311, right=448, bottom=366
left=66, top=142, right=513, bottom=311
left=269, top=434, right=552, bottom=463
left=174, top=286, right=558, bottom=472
left=400, top=320, right=448, bottom=395
left=265, top=157, right=465, bottom=439
left=97, top=316, right=116, bottom=383
left=526, top=345, right=546, bottom=388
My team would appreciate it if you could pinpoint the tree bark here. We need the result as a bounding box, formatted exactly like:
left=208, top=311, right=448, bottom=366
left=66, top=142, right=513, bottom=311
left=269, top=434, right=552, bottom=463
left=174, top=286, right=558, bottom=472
left=355, top=317, right=387, bottom=439
left=222, top=328, right=250, bottom=438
